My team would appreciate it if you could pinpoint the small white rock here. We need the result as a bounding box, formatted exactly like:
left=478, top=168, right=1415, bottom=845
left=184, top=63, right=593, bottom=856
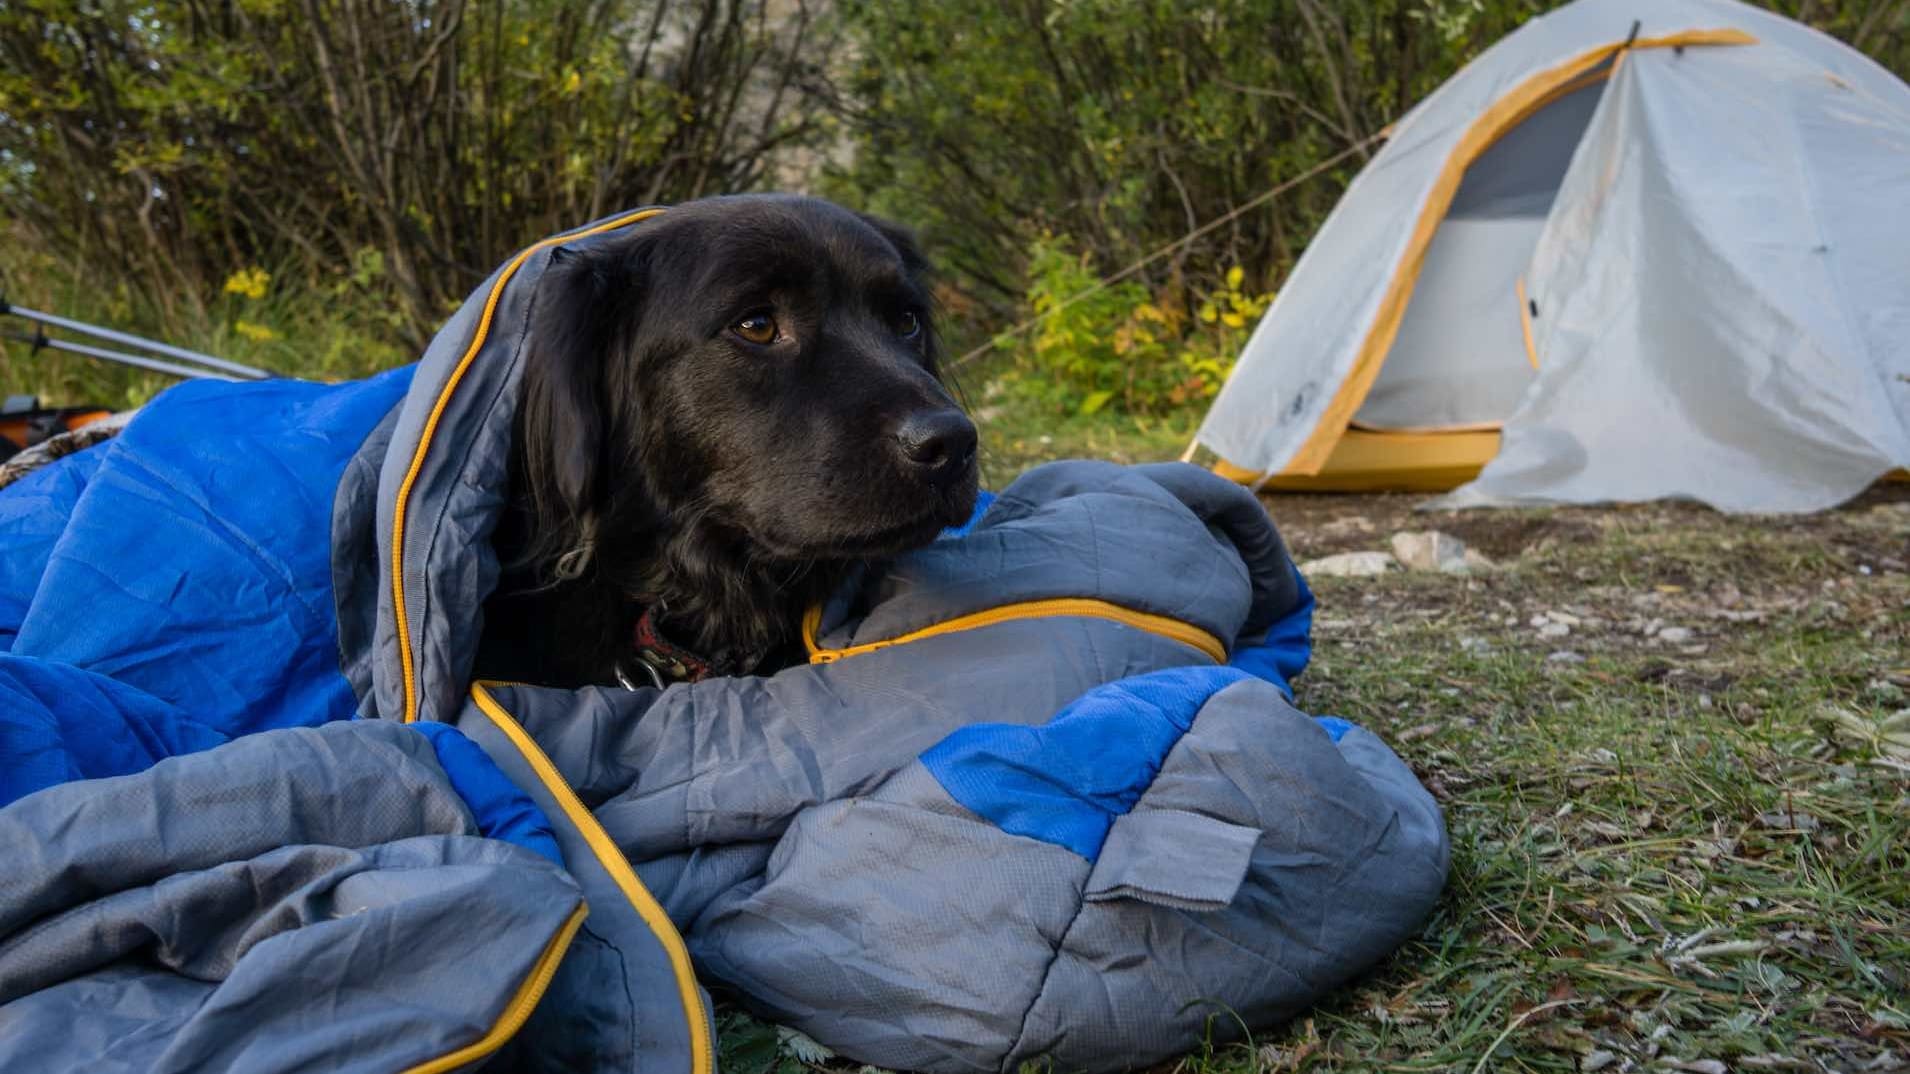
left=1299, top=551, right=1398, bottom=578
left=1391, top=530, right=1471, bottom=573
left=1548, top=650, right=1586, bottom=664
left=1657, top=626, right=1695, bottom=644
left=1539, top=621, right=1572, bottom=639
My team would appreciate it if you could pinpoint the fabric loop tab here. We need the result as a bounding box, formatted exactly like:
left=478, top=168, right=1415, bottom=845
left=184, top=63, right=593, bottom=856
left=1083, top=808, right=1261, bottom=912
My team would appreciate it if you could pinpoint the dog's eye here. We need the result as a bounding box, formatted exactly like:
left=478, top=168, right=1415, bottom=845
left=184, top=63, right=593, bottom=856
left=731, top=313, right=778, bottom=346
left=896, top=309, right=922, bottom=340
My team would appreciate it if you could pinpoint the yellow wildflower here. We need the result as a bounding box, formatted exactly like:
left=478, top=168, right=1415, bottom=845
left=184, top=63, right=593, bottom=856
left=222, top=267, right=269, bottom=300
left=234, top=320, right=279, bottom=343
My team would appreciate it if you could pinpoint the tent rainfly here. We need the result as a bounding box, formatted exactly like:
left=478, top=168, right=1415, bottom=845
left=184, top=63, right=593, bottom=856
left=1193, top=0, right=1910, bottom=512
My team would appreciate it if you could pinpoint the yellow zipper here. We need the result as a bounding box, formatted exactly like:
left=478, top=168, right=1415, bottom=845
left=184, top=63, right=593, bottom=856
left=468, top=683, right=715, bottom=1074
left=400, top=901, right=588, bottom=1074
left=802, top=597, right=1226, bottom=665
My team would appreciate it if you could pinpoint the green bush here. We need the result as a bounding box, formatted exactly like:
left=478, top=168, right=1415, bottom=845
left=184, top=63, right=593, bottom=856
left=997, top=234, right=1271, bottom=417
left=3, top=0, right=1903, bottom=407
left=0, top=0, right=834, bottom=349
left=0, top=232, right=408, bottom=409
left=827, top=0, right=1908, bottom=347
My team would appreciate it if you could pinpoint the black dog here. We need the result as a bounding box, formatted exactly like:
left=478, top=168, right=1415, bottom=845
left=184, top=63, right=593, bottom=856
left=474, top=195, right=979, bottom=689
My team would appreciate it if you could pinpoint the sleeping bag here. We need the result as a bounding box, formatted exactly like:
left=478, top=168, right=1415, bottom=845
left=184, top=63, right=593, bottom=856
left=0, top=207, right=1448, bottom=1073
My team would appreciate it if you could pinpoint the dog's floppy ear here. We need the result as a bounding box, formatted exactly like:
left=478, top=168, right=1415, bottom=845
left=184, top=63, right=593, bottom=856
left=517, top=241, right=645, bottom=579
left=856, top=212, right=933, bottom=285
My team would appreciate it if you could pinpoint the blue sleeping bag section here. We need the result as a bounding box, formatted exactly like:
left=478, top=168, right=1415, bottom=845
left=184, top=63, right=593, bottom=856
left=0, top=368, right=552, bottom=856
left=0, top=340, right=1443, bottom=1070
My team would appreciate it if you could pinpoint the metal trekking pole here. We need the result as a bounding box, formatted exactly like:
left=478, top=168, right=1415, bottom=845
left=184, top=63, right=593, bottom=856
left=0, top=324, right=256, bottom=382
left=0, top=299, right=274, bottom=381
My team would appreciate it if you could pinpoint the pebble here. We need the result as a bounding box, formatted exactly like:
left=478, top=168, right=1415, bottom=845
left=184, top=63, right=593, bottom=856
left=1390, top=530, right=1471, bottom=573
left=1298, top=551, right=1397, bottom=578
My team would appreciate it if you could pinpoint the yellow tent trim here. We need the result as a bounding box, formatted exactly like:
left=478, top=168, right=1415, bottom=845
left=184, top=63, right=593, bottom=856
left=1276, top=28, right=1757, bottom=479
left=1215, top=428, right=1502, bottom=493
left=1516, top=277, right=1540, bottom=370
left=1214, top=436, right=1910, bottom=495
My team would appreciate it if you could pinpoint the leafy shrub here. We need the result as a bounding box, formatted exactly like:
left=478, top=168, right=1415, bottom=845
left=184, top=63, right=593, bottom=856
left=828, top=0, right=1908, bottom=340
left=0, top=0, right=835, bottom=346
left=1000, top=234, right=1271, bottom=417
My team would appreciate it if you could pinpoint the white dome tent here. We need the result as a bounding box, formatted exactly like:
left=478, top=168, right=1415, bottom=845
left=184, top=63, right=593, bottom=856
left=1193, top=0, right=1910, bottom=512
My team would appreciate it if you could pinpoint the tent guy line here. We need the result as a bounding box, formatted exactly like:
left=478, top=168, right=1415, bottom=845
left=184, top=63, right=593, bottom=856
left=948, top=132, right=1386, bottom=372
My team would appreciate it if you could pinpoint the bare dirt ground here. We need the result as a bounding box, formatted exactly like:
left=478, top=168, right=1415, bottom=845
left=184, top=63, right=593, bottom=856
left=1271, top=484, right=1910, bottom=566
left=1271, top=483, right=1909, bottom=681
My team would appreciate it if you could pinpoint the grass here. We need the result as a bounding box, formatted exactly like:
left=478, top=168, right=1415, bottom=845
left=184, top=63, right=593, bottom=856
left=7, top=252, right=1906, bottom=1074
left=718, top=488, right=1910, bottom=1074
left=0, top=242, right=409, bottom=411
left=959, top=370, right=1207, bottom=487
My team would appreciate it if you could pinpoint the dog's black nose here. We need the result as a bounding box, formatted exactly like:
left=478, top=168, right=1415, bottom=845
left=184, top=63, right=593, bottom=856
left=892, top=408, right=978, bottom=485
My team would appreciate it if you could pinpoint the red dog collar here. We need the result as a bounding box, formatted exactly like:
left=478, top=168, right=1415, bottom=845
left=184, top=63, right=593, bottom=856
left=625, top=608, right=762, bottom=688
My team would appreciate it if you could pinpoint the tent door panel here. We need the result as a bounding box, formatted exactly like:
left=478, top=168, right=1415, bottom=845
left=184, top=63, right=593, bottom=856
left=1354, top=77, right=1608, bottom=432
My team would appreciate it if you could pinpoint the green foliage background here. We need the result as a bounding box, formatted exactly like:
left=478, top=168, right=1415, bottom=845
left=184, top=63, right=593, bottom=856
left=2, top=0, right=1905, bottom=414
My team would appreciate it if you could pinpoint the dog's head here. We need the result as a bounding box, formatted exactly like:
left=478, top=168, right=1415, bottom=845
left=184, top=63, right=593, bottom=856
left=515, top=194, right=978, bottom=619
